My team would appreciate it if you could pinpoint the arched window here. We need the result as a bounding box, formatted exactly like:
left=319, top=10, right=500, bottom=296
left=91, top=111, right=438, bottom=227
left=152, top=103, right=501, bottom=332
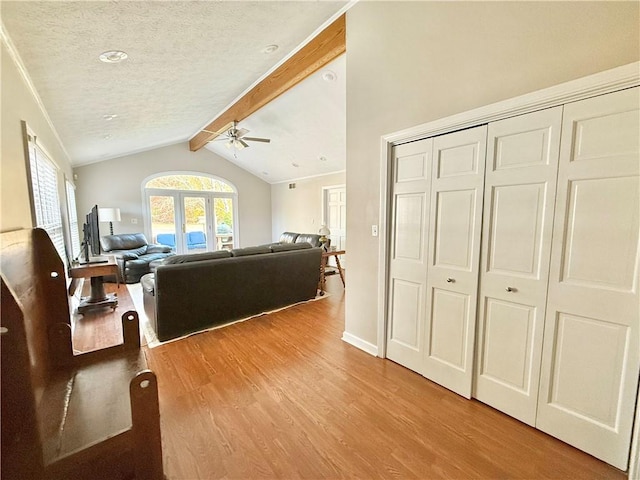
left=143, top=173, right=237, bottom=254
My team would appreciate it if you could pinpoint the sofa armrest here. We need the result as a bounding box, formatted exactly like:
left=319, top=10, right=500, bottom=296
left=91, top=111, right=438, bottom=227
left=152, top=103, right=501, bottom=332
left=106, top=248, right=142, bottom=260
left=146, top=244, right=172, bottom=254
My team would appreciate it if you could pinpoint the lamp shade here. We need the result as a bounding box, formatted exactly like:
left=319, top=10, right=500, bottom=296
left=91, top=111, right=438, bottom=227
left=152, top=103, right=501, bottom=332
left=318, top=225, right=330, bottom=236
left=99, top=207, right=121, bottom=223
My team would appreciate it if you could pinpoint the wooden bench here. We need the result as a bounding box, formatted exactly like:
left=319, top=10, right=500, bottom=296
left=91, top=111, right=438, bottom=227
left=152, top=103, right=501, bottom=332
left=1, top=228, right=164, bottom=480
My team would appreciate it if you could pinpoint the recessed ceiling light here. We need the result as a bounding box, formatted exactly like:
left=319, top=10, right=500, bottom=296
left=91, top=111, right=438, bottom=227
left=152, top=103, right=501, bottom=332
left=103, top=114, right=118, bottom=121
left=262, top=44, right=279, bottom=54
left=292, top=162, right=299, bottom=168
left=318, top=156, right=328, bottom=162
left=103, top=134, right=112, bottom=140
left=99, top=50, right=128, bottom=63
left=322, top=71, right=337, bottom=82
left=262, top=171, right=269, bottom=176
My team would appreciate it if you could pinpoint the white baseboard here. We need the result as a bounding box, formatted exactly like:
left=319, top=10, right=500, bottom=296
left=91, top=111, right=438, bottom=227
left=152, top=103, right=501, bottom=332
left=341, top=331, right=378, bottom=356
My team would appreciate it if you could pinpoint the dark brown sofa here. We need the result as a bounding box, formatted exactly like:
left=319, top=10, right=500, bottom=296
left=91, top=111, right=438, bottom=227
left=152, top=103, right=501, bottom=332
left=140, top=244, right=321, bottom=342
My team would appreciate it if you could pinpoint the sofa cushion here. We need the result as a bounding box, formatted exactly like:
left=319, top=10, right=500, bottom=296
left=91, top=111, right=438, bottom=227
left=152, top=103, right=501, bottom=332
left=230, top=246, right=272, bottom=257
left=279, top=232, right=300, bottom=243
left=295, top=233, right=323, bottom=248
left=270, top=243, right=312, bottom=253
left=161, top=251, right=231, bottom=264
left=100, top=233, right=148, bottom=252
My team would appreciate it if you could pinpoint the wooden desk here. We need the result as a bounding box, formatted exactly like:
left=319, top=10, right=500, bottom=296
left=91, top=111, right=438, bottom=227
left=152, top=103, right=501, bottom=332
left=69, top=256, right=119, bottom=314
left=319, top=249, right=345, bottom=295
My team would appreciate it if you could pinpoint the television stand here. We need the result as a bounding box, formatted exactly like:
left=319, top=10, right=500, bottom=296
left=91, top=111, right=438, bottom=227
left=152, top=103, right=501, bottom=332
left=69, top=256, right=119, bottom=314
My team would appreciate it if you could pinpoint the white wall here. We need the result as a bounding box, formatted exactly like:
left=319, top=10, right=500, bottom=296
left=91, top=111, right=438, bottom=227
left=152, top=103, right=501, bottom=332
left=74, top=143, right=272, bottom=248
left=345, top=1, right=640, bottom=346
left=271, top=171, right=345, bottom=241
left=1, top=41, right=74, bottom=232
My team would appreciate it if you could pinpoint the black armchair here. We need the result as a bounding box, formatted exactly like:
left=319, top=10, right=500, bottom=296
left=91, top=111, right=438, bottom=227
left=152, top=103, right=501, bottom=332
left=100, top=233, right=174, bottom=283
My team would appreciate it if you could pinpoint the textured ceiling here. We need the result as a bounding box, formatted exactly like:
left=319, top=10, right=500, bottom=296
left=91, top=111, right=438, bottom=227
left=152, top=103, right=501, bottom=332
left=1, top=1, right=347, bottom=180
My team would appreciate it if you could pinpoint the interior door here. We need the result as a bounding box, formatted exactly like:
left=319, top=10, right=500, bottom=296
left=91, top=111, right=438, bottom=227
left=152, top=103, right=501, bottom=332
left=325, top=186, right=346, bottom=266
left=386, top=139, right=432, bottom=373
left=474, top=107, right=562, bottom=425
left=536, top=87, right=640, bottom=470
left=423, top=126, right=486, bottom=398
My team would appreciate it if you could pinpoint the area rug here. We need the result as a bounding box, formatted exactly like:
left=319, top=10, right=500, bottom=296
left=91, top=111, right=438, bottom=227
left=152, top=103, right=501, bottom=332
left=126, top=283, right=330, bottom=348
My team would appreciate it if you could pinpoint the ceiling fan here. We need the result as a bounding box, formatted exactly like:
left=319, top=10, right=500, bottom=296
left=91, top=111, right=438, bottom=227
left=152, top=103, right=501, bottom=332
left=205, top=121, right=271, bottom=150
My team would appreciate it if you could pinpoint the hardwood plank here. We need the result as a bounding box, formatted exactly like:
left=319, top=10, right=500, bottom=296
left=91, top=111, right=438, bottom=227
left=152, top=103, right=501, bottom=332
left=71, top=281, right=137, bottom=352
left=76, top=276, right=624, bottom=479
left=189, top=15, right=345, bottom=152
left=140, top=276, right=623, bottom=480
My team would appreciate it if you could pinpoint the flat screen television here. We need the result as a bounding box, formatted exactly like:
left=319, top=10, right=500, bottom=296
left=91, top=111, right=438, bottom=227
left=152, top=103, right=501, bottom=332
left=80, top=205, right=106, bottom=264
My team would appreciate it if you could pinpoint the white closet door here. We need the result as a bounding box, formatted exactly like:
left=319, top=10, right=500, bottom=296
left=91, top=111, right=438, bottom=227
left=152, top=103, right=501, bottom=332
left=386, top=139, right=432, bottom=372
left=474, top=107, right=562, bottom=425
left=423, top=126, right=486, bottom=398
left=536, top=87, right=640, bottom=470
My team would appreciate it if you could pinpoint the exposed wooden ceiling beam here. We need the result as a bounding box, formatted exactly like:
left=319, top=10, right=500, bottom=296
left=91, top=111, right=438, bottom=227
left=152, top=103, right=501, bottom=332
left=189, top=14, right=346, bottom=152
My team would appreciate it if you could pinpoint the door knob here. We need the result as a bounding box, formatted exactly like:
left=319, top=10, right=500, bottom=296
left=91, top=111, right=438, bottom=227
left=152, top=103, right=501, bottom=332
left=506, top=286, right=516, bottom=292
left=446, top=277, right=455, bottom=283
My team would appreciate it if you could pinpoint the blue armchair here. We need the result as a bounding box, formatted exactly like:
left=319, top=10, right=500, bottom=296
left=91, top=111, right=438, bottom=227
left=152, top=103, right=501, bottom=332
left=156, top=233, right=176, bottom=249
left=187, top=231, right=206, bottom=250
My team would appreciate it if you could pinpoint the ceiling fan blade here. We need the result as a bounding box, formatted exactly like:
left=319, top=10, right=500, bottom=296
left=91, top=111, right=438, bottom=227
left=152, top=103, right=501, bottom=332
left=243, top=137, right=271, bottom=143
left=237, top=139, right=250, bottom=149
left=235, top=128, right=250, bottom=138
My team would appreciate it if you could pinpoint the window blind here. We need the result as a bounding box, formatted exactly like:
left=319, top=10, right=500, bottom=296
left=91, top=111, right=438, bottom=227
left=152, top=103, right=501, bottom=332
left=28, top=139, right=66, bottom=263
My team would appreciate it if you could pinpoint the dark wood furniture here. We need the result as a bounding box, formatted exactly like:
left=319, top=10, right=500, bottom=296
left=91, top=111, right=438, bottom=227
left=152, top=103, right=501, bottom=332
left=1, top=228, right=164, bottom=480
left=68, top=256, right=119, bottom=313
left=319, top=249, right=345, bottom=295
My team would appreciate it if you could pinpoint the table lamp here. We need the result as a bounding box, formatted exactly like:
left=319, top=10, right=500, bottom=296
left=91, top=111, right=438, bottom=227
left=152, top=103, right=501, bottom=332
left=318, top=225, right=331, bottom=251
left=99, top=207, right=121, bottom=235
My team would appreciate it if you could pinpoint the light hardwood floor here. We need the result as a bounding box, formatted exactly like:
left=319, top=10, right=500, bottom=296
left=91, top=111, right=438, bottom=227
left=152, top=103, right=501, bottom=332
left=72, top=276, right=625, bottom=479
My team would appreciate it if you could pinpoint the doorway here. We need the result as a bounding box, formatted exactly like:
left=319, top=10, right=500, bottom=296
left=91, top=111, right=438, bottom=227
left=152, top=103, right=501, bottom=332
left=323, top=185, right=346, bottom=266
left=144, top=174, right=237, bottom=254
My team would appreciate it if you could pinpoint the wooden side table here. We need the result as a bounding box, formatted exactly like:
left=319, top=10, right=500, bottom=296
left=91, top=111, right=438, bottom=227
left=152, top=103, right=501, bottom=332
left=68, top=256, right=119, bottom=314
left=319, top=249, right=345, bottom=295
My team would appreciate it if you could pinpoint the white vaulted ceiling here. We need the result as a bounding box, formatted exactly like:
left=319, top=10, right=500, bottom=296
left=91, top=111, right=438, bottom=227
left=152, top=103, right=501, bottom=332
left=205, top=54, right=345, bottom=183
left=1, top=1, right=347, bottom=181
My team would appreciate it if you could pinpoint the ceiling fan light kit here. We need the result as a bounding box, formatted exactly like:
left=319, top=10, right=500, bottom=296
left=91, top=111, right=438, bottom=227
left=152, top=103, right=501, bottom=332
left=209, top=120, right=270, bottom=151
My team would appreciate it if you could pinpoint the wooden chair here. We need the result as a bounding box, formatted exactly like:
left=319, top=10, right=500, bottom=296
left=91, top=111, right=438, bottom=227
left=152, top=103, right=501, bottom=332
left=1, top=228, right=164, bottom=480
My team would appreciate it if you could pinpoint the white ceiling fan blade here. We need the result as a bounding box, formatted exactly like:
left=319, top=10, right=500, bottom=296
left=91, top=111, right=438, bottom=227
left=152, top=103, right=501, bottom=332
left=243, top=137, right=271, bottom=143
left=235, top=128, right=250, bottom=138
left=237, top=139, right=250, bottom=149
left=225, top=140, right=233, bottom=149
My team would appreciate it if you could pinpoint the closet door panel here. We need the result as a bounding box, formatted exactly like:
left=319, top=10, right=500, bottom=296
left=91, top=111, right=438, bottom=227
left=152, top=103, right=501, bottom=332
left=481, top=298, right=537, bottom=391
left=433, top=189, right=476, bottom=270
left=386, top=139, right=433, bottom=373
left=475, top=107, right=562, bottom=425
left=537, top=87, right=639, bottom=470
left=487, top=183, right=546, bottom=277
left=423, top=126, right=487, bottom=398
